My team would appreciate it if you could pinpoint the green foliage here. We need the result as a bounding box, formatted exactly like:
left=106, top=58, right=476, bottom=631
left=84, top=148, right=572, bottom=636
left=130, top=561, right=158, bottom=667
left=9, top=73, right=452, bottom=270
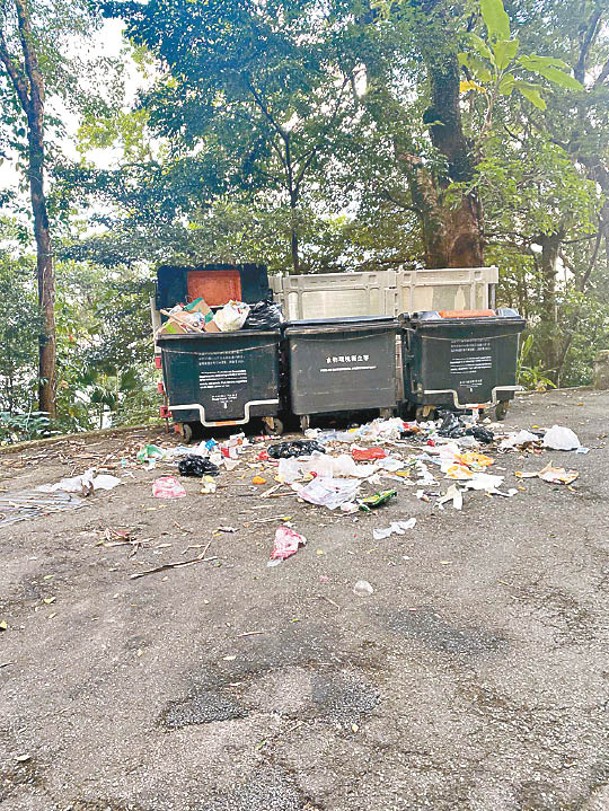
left=517, top=334, right=557, bottom=391
left=0, top=247, right=39, bottom=413
left=0, top=411, right=51, bottom=445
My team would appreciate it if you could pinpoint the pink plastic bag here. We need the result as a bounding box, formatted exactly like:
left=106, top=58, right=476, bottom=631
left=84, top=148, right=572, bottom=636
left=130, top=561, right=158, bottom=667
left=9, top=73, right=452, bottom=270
left=269, top=526, right=307, bottom=564
left=152, top=476, right=187, bottom=499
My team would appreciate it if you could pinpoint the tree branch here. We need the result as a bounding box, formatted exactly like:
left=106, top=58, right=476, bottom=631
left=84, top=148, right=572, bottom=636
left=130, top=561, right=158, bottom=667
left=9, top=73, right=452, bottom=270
left=595, top=55, right=609, bottom=88
left=0, top=28, right=30, bottom=110
left=574, top=8, right=602, bottom=84
left=293, top=77, right=350, bottom=191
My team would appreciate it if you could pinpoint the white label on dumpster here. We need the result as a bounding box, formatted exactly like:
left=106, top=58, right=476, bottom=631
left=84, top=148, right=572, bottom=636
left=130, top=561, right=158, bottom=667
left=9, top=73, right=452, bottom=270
left=449, top=338, right=492, bottom=378
left=319, top=353, right=376, bottom=373
left=197, top=351, right=248, bottom=390
left=199, top=369, right=248, bottom=389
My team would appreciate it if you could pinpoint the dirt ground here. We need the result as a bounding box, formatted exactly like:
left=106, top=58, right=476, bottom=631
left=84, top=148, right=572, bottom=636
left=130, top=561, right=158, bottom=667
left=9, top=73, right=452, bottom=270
left=1, top=388, right=609, bottom=811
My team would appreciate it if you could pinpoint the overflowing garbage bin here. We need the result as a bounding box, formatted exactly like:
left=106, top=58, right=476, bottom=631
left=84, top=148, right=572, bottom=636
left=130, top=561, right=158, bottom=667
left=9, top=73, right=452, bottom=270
left=400, top=309, right=526, bottom=420
left=155, top=264, right=283, bottom=438
left=283, top=316, right=399, bottom=431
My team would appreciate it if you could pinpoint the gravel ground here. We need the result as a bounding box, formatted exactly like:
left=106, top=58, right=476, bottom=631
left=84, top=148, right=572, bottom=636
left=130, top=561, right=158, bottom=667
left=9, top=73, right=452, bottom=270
left=1, top=389, right=608, bottom=811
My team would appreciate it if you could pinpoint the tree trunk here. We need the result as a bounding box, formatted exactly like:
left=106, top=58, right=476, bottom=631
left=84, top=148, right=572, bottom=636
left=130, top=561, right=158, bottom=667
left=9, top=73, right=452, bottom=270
left=408, top=2, right=484, bottom=268
left=28, top=117, right=56, bottom=417
left=537, top=232, right=562, bottom=381
left=1, top=0, right=57, bottom=417
left=289, top=190, right=300, bottom=275
left=408, top=164, right=484, bottom=268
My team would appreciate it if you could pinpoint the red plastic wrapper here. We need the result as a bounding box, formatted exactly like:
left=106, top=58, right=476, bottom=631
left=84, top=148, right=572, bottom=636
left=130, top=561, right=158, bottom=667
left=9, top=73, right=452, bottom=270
left=269, top=526, right=307, bottom=563
left=257, top=450, right=270, bottom=461
left=351, top=447, right=387, bottom=461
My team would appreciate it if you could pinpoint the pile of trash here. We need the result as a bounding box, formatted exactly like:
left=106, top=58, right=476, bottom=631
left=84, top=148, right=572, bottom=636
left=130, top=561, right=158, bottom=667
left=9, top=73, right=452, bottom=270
left=158, top=296, right=283, bottom=336
left=129, top=412, right=588, bottom=564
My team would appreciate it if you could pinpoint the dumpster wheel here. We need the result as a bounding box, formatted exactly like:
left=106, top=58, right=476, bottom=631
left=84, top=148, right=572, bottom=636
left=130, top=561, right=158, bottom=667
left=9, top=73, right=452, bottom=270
left=495, top=400, right=509, bottom=421
left=262, top=416, right=284, bottom=436
left=416, top=405, right=437, bottom=422
left=178, top=422, right=194, bottom=443
left=300, top=415, right=310, bottom=432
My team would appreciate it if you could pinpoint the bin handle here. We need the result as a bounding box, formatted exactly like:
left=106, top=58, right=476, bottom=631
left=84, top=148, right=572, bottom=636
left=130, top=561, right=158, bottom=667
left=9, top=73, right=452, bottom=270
left=168, top=399, right=279, bottom=428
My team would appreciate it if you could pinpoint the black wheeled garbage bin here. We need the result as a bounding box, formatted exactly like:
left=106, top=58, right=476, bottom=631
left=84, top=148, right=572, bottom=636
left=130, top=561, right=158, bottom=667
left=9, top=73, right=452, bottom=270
left=155, top=264, right=283, bottom=438
left=283, top=316, right=399, bottom=431
left=400, top=308, right=526, bottom=420
left=157, top=331, right=282, bottom=435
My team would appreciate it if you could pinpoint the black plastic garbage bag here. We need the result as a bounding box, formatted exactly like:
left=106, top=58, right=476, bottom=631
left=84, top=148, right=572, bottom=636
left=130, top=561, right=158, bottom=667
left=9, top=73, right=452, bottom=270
left=267, top=440, right=326, bottom=459
left=244, top=299, right=283, bottom=330
left=178, top=455, right=220, bottom=477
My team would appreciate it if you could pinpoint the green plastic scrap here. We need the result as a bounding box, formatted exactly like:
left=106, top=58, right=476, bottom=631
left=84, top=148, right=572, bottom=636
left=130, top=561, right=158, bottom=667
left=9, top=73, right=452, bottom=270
left=358, top=489, right=397, bottom=513
left=137, top=444, right=165, bottom=464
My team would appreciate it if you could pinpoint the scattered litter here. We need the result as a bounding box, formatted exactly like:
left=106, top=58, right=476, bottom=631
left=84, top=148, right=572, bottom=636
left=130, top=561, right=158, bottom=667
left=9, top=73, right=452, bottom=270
left=268, top=440, right=326, bottom=459
left=299, top=452, right=376, bottom=479
left=277, top=457, right=303, bottom=484
left=543, top=425, right=581, bottom=451
left=352, top=446, right=387, bottom=461
left=499, top=430, right=540, bottom=450
left=517, top=463, right=580, bottom=486
left=0, top=490, right=83, bottom=527
left=252, top=475, right=267, bottom=485
left=268, top=526, right=307, bottom=565
left=38, top=468, right=122, bottom=495
left=353, top=580, right=374, bottom=596
left=358, top=489, right=397, bottom=512
left=373, top=518, right=416, bottom=540
left=137, top=444, right=166, bottom=466
left=200, top=476, right=217, bottom=494
left=462, top=472, right=505, bottom=492
left=152, top=476, right=187, bottom=499
left=178, top=455, right=220, bottom=478
left=439, top=484, right=463, bottom=510
left=217, top=526, right=237, bottom=533
left=0, top=620, right=7, bottom=631
left=293, top=477, right=361, bottom=510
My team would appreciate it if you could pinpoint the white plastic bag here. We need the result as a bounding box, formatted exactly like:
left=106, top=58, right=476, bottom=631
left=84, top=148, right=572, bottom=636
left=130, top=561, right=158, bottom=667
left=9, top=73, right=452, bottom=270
left=543, top=425, right=581, bottom=451
left=213, top=300, right=250, bottom=332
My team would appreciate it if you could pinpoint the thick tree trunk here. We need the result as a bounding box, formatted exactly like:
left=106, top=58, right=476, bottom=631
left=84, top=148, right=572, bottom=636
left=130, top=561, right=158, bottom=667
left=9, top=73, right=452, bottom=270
left=408, top=165, right=483, bottom=268
left=408, top=2, right=484, bottom=267
left=537, top=232, right=562, bottom=382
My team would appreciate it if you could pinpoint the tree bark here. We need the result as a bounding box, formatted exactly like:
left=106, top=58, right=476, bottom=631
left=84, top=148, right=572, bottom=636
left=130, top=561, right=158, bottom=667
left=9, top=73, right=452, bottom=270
left=288, top=184, right=300, bottom=275
left=0, top=0, right=56, bottom=417
left=408, top=4, right=484, bottom=268
left=537, top=231, right=563, bottom=381
left=29, top=116, right=56, bottom=417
